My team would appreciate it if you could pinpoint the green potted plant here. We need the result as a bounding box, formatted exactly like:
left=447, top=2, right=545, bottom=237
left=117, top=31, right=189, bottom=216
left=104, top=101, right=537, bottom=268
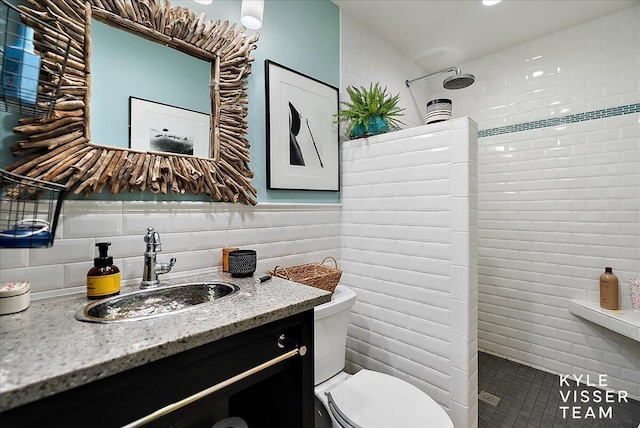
left=334, top=83, right=405, bottom=139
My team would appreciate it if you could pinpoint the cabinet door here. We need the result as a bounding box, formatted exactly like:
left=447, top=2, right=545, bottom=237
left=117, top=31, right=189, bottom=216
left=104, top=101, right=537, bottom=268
left=0, top=310, right=315, bottom=428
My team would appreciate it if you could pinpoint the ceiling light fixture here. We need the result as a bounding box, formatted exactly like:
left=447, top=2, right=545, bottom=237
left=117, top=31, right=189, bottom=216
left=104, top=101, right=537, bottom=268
left=482, top=0, right=502, bottom=6
left=241, top=0, right=264, bottom=30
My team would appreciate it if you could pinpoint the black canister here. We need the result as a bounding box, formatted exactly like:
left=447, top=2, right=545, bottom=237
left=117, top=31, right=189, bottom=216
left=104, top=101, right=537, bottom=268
left=228, top=250, right=257, bottom=277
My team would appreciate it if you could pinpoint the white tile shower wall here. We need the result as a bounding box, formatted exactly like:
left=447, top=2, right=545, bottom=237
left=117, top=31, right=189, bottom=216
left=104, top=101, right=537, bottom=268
left=340, top=118, right=478, bottom=428
left=434, top=5, right=640, bottom=129
left=0, top=202, right=341, bottom=297
left=339, top=12, right=430, bottom=136
left=412, top=5, right=640, bottom=400
left=477, top=110, right=640, bottom=399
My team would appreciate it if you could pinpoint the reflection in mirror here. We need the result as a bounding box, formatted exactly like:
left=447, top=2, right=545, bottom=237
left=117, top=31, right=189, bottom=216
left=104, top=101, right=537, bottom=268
left=3, top=0, right=259, bottom=204
left=90, top=20, right=210, bottom=153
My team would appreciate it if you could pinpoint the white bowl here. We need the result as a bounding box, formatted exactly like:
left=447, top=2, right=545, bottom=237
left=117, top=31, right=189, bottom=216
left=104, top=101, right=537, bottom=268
left=0, top=282, right=31, bottom=315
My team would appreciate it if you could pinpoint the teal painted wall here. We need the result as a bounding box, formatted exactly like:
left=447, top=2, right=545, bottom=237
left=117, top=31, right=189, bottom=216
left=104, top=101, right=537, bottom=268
left=90, top=21, right=211, bottom=151
left=1, top=0, right=340, bottom=203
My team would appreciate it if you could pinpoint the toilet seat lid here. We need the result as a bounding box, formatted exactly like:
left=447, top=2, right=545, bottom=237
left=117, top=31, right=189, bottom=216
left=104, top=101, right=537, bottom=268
left=327, top=370, right=453, bottom=428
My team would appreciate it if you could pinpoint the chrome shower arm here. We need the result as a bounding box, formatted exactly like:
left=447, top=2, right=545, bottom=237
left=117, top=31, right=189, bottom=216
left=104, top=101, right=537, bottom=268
left=405, top=66, right=462, bottom=87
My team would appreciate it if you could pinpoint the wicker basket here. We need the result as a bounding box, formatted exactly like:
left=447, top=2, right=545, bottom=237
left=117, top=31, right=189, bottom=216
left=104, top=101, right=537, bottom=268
left=270, top=257, right=342, bottom=293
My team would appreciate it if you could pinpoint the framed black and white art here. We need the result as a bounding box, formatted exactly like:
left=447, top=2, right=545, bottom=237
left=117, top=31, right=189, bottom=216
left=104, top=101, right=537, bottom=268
left=265, top=60, right=339, bottom=191
left=129, top=97, right=210, bottom=157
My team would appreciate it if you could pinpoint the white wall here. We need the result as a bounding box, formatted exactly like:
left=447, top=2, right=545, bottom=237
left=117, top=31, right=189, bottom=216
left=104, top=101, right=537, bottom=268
left=0, top=201, right=341, bottom=297
left=338, top=9, right=482, bottom=428
left=340, top=118, right=478, bottom=428
left=414, top=4, right=640, bottom=400
left=338, top=12, right=430, bottom=138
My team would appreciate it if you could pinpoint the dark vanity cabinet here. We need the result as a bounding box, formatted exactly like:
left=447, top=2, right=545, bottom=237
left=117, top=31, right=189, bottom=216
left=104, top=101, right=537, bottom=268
left=0, top=310, right=314, bottom=428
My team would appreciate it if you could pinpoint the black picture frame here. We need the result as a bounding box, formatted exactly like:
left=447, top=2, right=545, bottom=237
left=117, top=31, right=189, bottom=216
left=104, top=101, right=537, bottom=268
left=265, top=60, right=339, bottom=191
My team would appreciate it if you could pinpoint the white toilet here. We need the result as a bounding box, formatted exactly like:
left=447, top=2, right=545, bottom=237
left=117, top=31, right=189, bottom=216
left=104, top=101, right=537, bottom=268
left=313, top=285, right=454, bottom=428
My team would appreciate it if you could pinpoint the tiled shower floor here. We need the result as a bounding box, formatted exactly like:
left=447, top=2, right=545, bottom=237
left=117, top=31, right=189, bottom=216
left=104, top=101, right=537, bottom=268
left=478, top=352, right=640, bottom=428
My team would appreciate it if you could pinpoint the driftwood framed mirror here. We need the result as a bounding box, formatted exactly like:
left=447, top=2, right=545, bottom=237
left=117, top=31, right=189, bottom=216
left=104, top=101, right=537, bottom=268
left=4, top=0, right=259, bottom=204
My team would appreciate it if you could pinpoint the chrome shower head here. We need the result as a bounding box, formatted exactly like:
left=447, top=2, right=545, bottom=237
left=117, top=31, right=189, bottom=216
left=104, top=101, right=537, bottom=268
left=443, top=73, right=475, bottom=90
left=406, top=67, right=476, bottom=90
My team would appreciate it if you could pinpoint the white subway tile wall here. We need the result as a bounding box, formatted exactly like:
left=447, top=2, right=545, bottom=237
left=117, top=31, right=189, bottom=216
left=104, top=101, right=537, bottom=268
left=338, top=1, right=640, bottom=424
left=340, top=118, right=478, bottom=428
left=476, top=110, right=640, bottom=398
left=338, top=12, right=431, bottom=137
left=0, top=202, right=341, bottom=298
left=399, top=4, right=640, bottom=402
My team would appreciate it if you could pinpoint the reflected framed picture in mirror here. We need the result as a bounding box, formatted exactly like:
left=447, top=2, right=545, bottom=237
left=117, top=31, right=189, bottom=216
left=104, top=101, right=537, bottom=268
left=129, top=97, right=210, bottom=157
left=265, top=60, right=339, bottom=191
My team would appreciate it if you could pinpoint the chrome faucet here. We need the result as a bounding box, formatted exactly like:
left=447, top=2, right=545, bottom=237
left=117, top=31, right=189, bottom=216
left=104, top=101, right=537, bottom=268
left=141, top=227, right=176, bottom=289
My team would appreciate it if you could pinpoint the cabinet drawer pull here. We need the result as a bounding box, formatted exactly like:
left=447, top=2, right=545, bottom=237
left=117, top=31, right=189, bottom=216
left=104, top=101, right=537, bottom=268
left=122, top=347, right=302, bottom=428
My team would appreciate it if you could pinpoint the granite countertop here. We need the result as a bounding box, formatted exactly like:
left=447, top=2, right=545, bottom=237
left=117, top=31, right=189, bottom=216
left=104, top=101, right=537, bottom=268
left=0, top=272, right=331, bottom=412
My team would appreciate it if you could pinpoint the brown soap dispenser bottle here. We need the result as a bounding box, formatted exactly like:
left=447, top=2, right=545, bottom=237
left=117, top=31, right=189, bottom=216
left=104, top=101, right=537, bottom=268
left=599, top=267, right=619, bottom=310
left=87, top=242, right=121, bottom=300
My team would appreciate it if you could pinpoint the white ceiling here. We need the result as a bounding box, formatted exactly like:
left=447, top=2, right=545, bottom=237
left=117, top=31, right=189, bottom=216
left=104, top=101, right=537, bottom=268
left=331, top=0, right=639, bottom=73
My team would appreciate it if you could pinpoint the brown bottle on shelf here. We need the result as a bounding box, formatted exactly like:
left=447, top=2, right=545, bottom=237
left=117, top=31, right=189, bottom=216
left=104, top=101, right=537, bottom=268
left=599, top=267, right=619, bottom=310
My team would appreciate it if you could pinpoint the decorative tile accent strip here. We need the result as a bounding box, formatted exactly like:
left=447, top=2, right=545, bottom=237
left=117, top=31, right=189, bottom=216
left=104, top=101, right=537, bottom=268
left=478, top=103, right=640, bottom=138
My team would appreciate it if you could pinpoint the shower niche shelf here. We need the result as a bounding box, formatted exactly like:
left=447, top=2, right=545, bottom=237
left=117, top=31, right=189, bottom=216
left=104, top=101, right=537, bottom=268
left=569, top=299, right=640, bottom=343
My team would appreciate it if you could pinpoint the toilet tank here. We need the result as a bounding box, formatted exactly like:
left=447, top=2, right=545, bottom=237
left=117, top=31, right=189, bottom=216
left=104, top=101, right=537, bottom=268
left=314, top=284, right=356, bottom=385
